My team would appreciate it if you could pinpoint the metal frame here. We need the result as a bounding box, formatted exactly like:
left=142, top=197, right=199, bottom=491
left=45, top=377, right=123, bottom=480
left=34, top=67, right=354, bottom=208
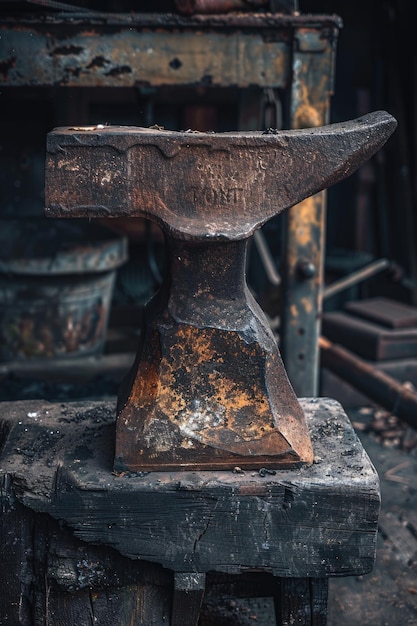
left=281, top=24, right=338, bottom=395
left=0, top=11, right=342, bottom=395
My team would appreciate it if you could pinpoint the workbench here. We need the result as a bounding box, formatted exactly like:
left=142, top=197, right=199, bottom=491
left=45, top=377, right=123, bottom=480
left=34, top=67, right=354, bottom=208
left=0, top=397, right=379, bottom=624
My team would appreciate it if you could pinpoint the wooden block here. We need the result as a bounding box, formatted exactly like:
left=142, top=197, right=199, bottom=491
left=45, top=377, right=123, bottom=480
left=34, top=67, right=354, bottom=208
left=0, top=397, right=380, bottom=579
left=172, top=573, right=206, bottom=626
left=0, top=494, right=172, bottom=624
left=274, top=578, right=328, bottom=626
left=322, top=311, right=417, bottom=361
left=345, top=297, right=417, bottom=329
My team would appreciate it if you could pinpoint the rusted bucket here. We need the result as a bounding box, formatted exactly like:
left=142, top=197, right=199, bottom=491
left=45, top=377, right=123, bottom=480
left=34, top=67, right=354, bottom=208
left=0, top=219, right=127, bottom=361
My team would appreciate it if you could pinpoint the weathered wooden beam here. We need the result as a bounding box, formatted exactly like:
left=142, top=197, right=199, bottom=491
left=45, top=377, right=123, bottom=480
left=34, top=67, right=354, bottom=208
left=0, top=396, right=381, bottom=623
left=274, top=578, right=328, bottom=626
left=172, top=573, right=206, bottom=626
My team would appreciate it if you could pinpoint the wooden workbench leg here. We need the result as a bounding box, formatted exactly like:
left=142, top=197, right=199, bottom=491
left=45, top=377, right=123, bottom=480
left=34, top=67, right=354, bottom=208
left=274, top=577, right=328, bottom=625
left=171, top=572, right=206, bottom=626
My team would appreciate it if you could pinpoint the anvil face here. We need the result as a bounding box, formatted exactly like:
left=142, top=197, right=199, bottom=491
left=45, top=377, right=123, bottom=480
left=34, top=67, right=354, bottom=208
left=44, top=112, right=396, bottom=471
left=46, top=112, right=396, bottom=240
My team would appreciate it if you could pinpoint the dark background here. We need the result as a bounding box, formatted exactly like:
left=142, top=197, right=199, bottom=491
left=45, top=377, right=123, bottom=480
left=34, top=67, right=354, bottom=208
left=307, top=0, right=416, bottom=301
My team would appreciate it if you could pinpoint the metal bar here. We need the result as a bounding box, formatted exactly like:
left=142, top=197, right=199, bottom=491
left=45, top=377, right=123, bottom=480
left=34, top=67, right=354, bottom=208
left=0, top=14, right=342, bottom=88
left=323, top=258, right=390, bottom=300
left=280, top=24, right=339, bottom=396
left=0, top=26, right=288, bottom=88
left=253, top=229, right=281, bottom=286
left=0, top=13, right=343, bottom=28
left=320, top=336, right=417, bottom=429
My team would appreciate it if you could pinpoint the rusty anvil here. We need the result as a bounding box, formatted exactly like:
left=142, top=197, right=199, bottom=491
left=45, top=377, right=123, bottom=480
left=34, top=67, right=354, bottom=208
left=45, top=111, right=396, bottom=471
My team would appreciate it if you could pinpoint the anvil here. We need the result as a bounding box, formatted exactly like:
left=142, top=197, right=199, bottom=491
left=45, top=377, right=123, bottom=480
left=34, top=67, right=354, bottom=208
left=45, top=111, right=396, bottom=471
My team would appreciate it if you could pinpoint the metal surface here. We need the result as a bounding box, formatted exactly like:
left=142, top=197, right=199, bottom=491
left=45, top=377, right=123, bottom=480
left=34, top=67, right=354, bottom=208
left=0, top=13, right=342, bottom=88
left=280, top=24, right=338, bottom=396
left=44, top=112, right=396, bottom=471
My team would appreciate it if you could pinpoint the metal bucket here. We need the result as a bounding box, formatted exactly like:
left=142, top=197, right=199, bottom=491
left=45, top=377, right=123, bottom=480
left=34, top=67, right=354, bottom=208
left=0, top=219, right=127, bottom=361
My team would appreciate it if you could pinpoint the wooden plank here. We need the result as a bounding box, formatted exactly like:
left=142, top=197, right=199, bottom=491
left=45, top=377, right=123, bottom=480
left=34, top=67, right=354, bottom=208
left=0, top=488, right=173, bottom=623
left=345, top=297, right=417, bottom=329
left=171, top=573, right=206, bottom=626
left=322, top=311, right=417, bottom=360
left=275, top=578, right=312, bottom=625
left=0, top=498, right=34, bottom=625
left=274, top=578, right=328, bottom=626
left=310, top=578, right=328, bottom=626
left=47, top=584, right=171, bottom=626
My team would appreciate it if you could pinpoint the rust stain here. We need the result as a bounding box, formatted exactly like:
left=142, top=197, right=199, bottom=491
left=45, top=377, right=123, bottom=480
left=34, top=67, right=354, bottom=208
left=292, top=81, right=323, bottom=130
left=289, top=195, right=318, bottom=248
left=116, top=319, right=304, bottom=469
left=238, top=484, right=269, bottom=496
left=290, top=304, right=299, bottom=318
left=301, top=297, right=313, bottom=314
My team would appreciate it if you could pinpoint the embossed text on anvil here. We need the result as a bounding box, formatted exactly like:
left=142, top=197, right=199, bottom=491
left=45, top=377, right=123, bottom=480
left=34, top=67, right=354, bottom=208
left=190, top=185, right=244, bottom=205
